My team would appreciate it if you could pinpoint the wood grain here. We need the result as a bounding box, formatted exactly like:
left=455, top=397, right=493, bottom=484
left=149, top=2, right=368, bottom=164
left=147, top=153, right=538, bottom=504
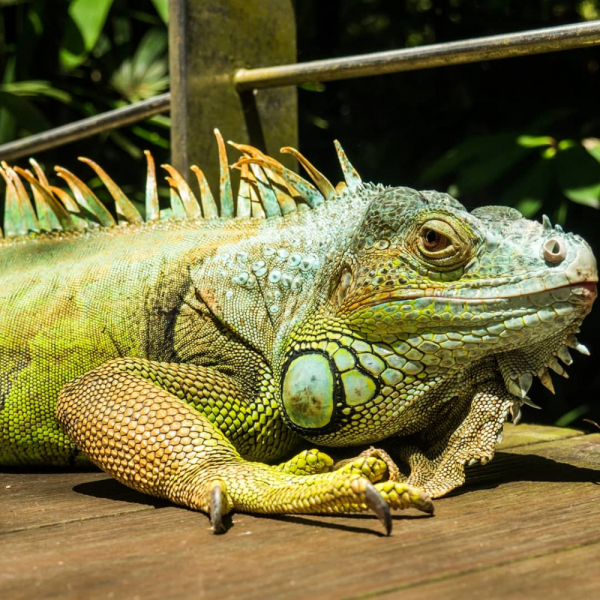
left=0, top=470, right=164, bottom=534
left=1, top=426, right=598, bottom=600
left=383, top=543, right=600, bottom=600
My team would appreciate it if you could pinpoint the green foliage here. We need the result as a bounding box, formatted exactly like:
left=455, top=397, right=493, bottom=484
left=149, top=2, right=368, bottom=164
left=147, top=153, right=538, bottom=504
left=0, top=0, right=170, bottom=195
left=555, top=404, right=589, bottom=427
left=150, top=0, right=168, bottom=24
left=420, top=111, right=600, bottom=219
left=60, top=0, right=116, bottom=71
left=110, top=28, right=169, bottom=102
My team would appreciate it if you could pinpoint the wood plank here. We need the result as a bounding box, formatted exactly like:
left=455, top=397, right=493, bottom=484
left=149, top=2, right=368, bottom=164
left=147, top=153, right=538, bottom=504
left=1, top=432, right=598, bottom=600
left=497, top=422, right=584, bottom=449
left=0, top=470, right=165, bottom=534
left=383, top=542, right=600, bottom=600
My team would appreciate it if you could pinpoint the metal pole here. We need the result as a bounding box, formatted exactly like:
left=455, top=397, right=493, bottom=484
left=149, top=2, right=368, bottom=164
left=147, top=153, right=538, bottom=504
left=169, top=0, right=297, bottom=190
left=234, top=21, right=600, bottom=90
left=0, top=94, right=170, bottom=162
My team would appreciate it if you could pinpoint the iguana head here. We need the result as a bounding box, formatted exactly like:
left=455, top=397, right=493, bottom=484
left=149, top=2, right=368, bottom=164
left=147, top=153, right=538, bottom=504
left=280, top=184, right=597, bottom=445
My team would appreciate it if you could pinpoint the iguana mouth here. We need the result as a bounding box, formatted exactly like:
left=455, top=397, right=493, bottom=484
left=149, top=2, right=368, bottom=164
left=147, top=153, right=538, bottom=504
left=569, top=281, right=597, bottom=301
left=356, top=282, right=597, bottom=309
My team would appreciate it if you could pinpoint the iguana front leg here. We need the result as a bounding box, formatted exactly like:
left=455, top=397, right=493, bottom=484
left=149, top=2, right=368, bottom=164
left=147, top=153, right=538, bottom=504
left=396, top=381, right=512, bottom=497
left=56, top=358, right=432, bottom=534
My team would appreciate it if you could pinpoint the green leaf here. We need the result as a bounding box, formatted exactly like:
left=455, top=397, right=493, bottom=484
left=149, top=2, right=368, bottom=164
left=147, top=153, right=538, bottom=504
left=0, top=55, right=17, bottom=144
left=299, top=82, right=327, bottom=92
left=150, top=0, right=169, bottom=23
left=501, top=158, right=552, bottom=217
left=148, top=114, right=171, bottom=128
left=0, top=107, right=16, bottom=144
left=419, top=135, right=486, bottom=181
left=454, top=136, right=533, bottom=194
left=60, top=0, right=115, bottom=71
left=110, top=28, right=168, bottom=102
left=0, top=80, right=72, bottom=103
left=420, top=110, right=572, bottom=184
left=558, top=139, right=577, bottom=151
left=583, top=138, right=600, bottom=163
left=555, top=200, right=569, bottom=226
left=0, top=91, right=50, bottom=134
left=556, top=145, right=600, bottom=209
left=109, top=130, right=143, bottom=159
left=555, top=404, right=588, bottom=427
left=516, top=135, right=554, bottom=148
left=420, top=133, right=533, bottom=189
left=515, top=198, right=543, bottom=217
left=133, top=28, right=168, bottom=73
left=131, top=126, right=170, bottom=149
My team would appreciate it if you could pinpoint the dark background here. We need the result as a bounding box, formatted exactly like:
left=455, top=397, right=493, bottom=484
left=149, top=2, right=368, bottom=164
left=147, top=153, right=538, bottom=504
left=1, top=0, right=599, bottom=427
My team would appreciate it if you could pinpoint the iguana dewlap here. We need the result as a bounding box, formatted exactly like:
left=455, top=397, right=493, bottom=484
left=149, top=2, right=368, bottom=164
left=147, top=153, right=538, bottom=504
left=0, top=131, right=596, bottom=534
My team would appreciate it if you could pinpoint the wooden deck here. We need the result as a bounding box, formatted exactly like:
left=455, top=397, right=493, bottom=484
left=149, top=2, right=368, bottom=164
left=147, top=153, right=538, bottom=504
left=1, top=423, right=599, bottom=599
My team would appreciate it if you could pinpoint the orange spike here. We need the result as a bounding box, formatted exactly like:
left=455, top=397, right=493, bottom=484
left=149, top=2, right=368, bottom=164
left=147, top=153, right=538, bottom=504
left=2, top=164, right=39, bottom=232
left=190, top=165, right=219, bottom=218
left=334, top=140, right=362, bottom=190
left=161, top=164, right=201, bottom=219
left=215, top=129, right=233, bottom=217
left=14, top=167, right=74, bottom=231
left=29, top=158, right=50, bottom=188
left=236, top=163, right=252, bottom=218
left=79, top=157, right=143, bottom=225
left=144, top=150, right=160, bottom=221
left=0, top=167, right=27, bottom=237
left=280, top=147, right=336, bottom=200
left=234, top=156, right=323, bottom=208
left=164, top=176, right=187, bottom=218
left=55, top=167, right=115, bottom=227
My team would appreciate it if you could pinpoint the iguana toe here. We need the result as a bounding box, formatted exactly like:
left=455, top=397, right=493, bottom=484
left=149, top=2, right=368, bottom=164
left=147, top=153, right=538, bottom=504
left=374, top=481, right=434, bottom=514
left=364, top=481, right=392, bottom=535
left=209, top=480, right=229, bottom=534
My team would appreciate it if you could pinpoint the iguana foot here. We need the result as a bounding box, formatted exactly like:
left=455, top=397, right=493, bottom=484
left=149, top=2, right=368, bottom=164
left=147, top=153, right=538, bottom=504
left=276, top=449, right=334, bottom=475
left=334, top=447, right=402, bottom=482
left=57, top=359, right=433, bottom=535
left=397, top=382, right=512, bottom=498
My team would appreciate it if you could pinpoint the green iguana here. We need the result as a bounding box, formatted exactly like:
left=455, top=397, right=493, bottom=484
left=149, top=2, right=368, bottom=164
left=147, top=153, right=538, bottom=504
left=0, top=131, right=597, bottom=534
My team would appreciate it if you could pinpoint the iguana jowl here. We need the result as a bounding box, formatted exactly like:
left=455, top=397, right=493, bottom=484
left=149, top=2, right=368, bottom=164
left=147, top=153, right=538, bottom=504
left=0, top=131, right=596, bottom=534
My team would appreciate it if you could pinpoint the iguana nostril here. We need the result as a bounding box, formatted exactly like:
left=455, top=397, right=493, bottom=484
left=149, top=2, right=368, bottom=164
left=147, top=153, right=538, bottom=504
left=543, top=238, right=567, bottom=264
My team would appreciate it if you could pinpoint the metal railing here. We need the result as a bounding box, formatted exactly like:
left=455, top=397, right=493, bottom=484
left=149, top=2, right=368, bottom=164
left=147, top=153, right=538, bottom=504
left=1, top=20, right=600, bottom=163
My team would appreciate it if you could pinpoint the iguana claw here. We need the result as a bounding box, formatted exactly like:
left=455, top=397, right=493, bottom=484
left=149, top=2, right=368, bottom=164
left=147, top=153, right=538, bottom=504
left=365, top=482, right=392, bottom=536
left=210, top=481, right=227, bottom=534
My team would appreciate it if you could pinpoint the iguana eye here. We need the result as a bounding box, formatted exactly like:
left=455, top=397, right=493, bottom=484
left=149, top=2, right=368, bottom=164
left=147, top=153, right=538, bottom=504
left=415, top=218, right=472, bottom=270
left=417, top=220, right=458, bottom=259
left=422, top=229, right=449, bottom=252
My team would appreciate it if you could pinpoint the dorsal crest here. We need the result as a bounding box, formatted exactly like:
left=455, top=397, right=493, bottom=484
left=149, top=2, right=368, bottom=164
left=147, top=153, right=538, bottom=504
left=0, top=130, right=363, bottom=241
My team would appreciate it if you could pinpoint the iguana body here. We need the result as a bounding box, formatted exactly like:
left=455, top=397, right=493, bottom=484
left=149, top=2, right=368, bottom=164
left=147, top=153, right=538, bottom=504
left=0, top=133, right=596, bottom=533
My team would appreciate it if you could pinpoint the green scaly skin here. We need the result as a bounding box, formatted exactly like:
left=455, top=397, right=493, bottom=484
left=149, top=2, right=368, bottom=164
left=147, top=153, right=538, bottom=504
left=0, top=141, right=596, bottom=533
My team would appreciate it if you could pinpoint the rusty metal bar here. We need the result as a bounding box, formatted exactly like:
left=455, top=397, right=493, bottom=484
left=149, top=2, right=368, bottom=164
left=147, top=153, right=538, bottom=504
left=0, top=93, right=170, bottom=162
left=2, top=20, right=600, bottom=162
left=235, top=21, right=600, bottom=90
